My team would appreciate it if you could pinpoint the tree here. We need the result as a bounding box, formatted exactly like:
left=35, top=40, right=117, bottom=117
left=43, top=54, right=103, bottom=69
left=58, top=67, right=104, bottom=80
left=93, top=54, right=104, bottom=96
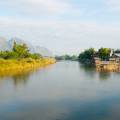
left=71, top=55, right=78, bottom=61
left=13, top=42, right=29, bottom=58
left=78, top=48, right=96, bottom=65
left=98, top=48, right=111, bottom=60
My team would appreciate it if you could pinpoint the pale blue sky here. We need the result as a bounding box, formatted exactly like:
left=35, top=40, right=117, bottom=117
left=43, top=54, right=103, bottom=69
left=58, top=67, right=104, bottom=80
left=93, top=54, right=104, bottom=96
left=0, top=0, right=120, bottom=54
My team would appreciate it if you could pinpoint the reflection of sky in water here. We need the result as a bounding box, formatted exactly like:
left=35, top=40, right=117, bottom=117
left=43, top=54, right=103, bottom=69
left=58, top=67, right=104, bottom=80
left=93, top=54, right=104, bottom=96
left=0, top=61, right=120, bottom=120
left=1, top=97, right=120, bottom=120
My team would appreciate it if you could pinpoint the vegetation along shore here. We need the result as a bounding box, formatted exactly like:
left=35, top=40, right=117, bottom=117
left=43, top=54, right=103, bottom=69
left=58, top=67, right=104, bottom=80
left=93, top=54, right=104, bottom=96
left=78, top=48, right=120, bottom=72
left=0, top=41, right=56, bottom=76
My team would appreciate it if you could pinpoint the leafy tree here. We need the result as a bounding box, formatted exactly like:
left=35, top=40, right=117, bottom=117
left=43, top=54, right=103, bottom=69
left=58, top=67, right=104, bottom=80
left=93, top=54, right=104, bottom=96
left=13, top=41, right=29, bottom=58
left=98, top=48, right=111, bottom=60
left=78, top=48, right=96, bottom=65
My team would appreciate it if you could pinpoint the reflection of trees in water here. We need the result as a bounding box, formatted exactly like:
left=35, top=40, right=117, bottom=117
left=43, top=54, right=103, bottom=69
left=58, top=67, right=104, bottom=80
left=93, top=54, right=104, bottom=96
left=79, top=64, right=96, bottom=72
left=12, top=68, right=40, bottom=87
left=79, top=62, right=111, bottom=80
left=79, top=62, right=96, bottom=78
left=0, top=68, right=39, bottom=87
left=98, top=72, right=111, bottom=80
left=12, top=72, right=31, bottom=86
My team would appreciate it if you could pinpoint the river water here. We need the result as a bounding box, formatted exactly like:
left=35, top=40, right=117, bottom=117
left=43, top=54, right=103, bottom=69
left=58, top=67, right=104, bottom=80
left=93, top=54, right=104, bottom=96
left=0, top=61, right=120, bottom=120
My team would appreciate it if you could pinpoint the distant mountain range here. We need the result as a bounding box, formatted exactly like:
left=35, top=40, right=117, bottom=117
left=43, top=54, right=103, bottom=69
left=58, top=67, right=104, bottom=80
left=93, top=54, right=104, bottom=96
left=0, top=37, right=8, bottom=51
left=0, top=37, right=53, bottom=57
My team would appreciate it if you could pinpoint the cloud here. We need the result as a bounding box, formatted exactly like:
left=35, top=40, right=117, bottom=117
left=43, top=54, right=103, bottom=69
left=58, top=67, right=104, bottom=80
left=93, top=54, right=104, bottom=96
left=0, top=0, right=81, bottom=18
left=25, top=0, right=69, bottom=14
left=0, top=0, right=120, bottom=54
left=0, top=17, right=120, bottom=54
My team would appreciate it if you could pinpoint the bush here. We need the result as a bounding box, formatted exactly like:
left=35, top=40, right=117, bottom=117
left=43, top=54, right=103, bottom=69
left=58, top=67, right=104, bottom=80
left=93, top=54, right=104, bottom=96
left=29, top=53, right=42, bottom=59
left=0, top=51, right=19, bottom=59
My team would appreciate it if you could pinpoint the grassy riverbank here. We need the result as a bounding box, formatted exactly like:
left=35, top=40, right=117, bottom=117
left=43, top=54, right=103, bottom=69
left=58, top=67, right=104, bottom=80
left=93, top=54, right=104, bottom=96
left=0, top=58, right=56, bottom=77
left=0, top=41, right=56, bottom=76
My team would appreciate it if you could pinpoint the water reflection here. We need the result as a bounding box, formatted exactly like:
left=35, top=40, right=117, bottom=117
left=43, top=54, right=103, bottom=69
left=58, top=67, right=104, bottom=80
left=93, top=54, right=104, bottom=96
left=98, top=72, right=111, bottom=80
left=0, top=61, right=120, bottom=120
left=12, top=72, right=30, bottom=86
left=0, top=68, right=40, bottom=87
left=79, top=62, right=111, bottom=80
left=79, top=63, right=96, bottom=76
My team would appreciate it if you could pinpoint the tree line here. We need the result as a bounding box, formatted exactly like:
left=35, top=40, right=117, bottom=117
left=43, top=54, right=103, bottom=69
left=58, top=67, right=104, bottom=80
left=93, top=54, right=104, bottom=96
left=55, top=48, right=120, bottom=65
left=78, top=48, right=120, bottom=65
left=55, top=55, right=78, bottom=61
left=0, top=41, right=42, bottom=60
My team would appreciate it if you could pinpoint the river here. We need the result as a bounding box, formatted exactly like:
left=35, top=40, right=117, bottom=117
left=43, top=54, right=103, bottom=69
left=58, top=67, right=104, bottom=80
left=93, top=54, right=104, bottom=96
left=0, top=61, right=120, bottom=120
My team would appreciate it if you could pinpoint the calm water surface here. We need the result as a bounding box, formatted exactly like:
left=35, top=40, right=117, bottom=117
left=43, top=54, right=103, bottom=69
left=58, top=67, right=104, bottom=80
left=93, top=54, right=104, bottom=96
left=0, top=61, right=120, bottom=120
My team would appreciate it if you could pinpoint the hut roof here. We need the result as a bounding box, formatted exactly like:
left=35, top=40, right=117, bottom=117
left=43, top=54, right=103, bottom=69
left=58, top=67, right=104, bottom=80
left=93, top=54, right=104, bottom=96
left=114, top=53, right=120, bottom=57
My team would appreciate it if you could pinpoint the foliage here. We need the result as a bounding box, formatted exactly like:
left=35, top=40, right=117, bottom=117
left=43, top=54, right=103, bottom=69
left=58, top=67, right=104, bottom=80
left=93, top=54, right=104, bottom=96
left=78, top=47, right=114, bottom=65
left=71, top=55, right=78, bottom=61
left=13, top=42, right=29, bottom=58
left=0, top=41, right=42, bottom=60
left=0, top=51, right=19, bottom=59
left=98, top=48, right=111, bottom=60
left=55, top=54, right=78, bottom=61
left=78, top=48, right=96, bottom=65
left=28, top=53, right=42, bottom=59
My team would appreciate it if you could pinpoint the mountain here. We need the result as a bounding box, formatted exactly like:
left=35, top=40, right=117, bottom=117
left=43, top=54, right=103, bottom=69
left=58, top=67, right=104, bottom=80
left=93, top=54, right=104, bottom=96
left=0, top=36, right=53, bottom=57
left=32, top=46, right=53, bottom=57
left=8, top=37, right=32, bottom=50
left=8, top=37, right=53, bottom=57
left=0, top=37, right=8, bottom=51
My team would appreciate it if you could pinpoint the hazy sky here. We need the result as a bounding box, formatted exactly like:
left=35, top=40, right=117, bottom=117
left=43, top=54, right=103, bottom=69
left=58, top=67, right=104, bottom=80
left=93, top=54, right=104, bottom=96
left=0, top=0, right=120, bottom=55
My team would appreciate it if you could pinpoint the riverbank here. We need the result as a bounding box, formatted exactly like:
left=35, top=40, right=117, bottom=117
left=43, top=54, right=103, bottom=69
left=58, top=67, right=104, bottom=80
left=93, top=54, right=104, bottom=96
left=0, top=58, right=56, bottom=77
left=96, top=61, right=120, bottom=72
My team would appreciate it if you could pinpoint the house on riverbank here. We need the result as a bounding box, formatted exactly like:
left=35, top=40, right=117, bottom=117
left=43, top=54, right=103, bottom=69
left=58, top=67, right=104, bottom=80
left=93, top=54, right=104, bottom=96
left=95, top=53, right=120, bottom=72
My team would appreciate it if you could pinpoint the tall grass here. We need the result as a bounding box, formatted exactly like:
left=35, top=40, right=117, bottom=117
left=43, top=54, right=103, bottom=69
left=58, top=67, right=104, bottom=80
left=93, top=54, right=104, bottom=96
left=0, top=58, right=56, bottom=77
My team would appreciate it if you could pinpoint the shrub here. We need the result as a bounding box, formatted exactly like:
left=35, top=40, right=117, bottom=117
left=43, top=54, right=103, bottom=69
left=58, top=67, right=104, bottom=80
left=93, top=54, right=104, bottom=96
left=0, top=51, right=19, bottom=59
left=29, top=53, right=42, bottom=59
